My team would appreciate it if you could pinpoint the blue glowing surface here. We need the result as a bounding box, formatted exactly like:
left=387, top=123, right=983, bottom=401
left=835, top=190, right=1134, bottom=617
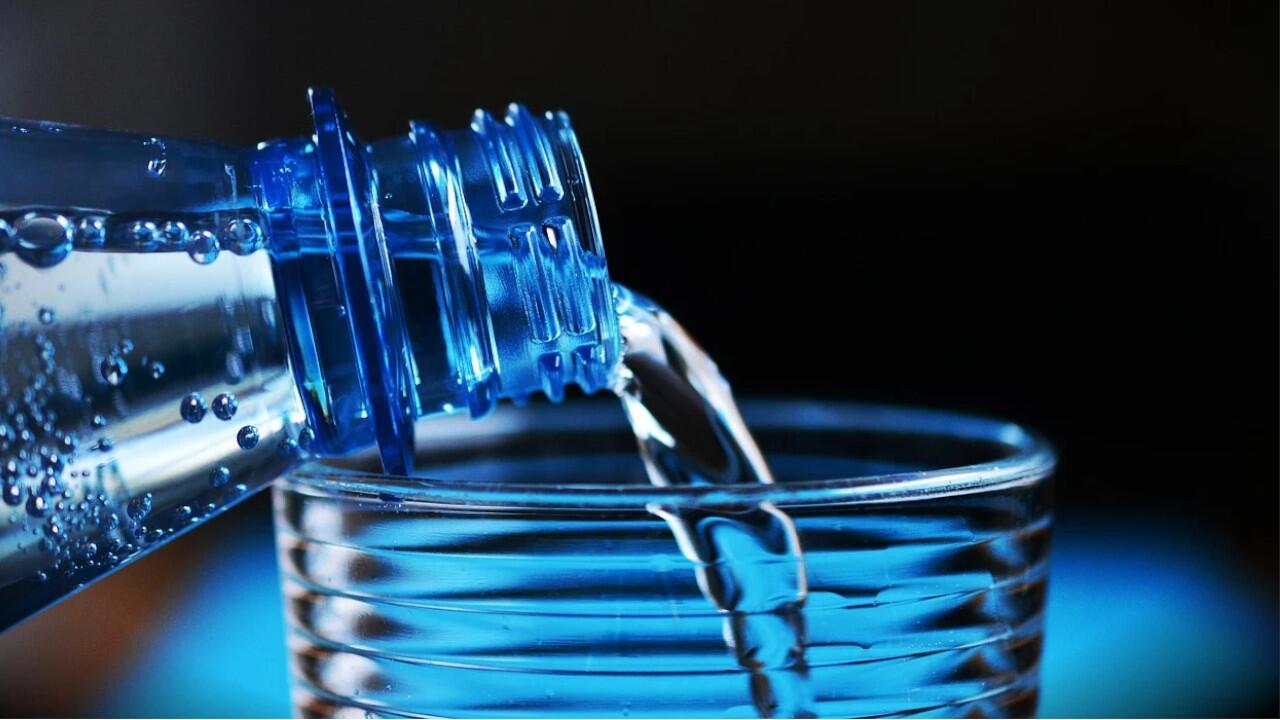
left=93, top=519, right=291, bottom=718
left=1039, top=516, right=1277, bottom=717
left=92, top=514, right=1276, bottom=717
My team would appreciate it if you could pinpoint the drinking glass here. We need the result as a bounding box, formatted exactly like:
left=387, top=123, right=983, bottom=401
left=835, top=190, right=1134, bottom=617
left=273, top=399, right=1055, bottom=718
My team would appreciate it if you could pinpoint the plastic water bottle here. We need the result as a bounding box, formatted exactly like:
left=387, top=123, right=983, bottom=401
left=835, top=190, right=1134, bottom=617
left=0, top=89, right=621, bottom=628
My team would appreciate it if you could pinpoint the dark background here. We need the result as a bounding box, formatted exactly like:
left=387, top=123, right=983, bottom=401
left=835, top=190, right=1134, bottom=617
left=0, top=0, right=1275, bottom=716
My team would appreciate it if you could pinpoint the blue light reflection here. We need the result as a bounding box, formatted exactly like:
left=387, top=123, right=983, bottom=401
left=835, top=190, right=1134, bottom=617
left=92, top=512, right=1276, bottom=717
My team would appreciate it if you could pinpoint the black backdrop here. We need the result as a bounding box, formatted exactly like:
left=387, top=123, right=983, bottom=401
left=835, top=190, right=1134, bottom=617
left=3, top=0, right=1276, bottom=643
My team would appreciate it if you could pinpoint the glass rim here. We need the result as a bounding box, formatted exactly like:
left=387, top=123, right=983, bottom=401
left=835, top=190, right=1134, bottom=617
left=282, top=399, right=1056, bottom=510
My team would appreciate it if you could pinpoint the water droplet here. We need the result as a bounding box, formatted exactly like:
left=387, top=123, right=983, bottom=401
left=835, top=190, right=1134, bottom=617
left=128, top=220, right=160, bottom=251
left=91, top=414, right=107, bottom=429
left=2, top=483, right=21, bottom=506
left=236, top=425, right=259, bottom=450
left=297, top=427, right=315, bottom=451
left=75, top=216, right=107, bottom=248
left=15, top=213, right=73, bottom=267
left=144, top=137, right=167, bottom=177
left=15, top=213, right=73, bottom=250
left=93, top=437, right=113, bottom=452
left=179, top=393, right=207, bottom=423
left=127, top=493, right=152, bottom=521
left=117, top=339, right=134, bottom=355
left=160, top=220, right=189, bottom=247
left=208, top=466, right=230, bottom=488
left=148, top=360, right=166, bottom=380
left=43, top=516, right=62, bottom=538
left=220, top=218, right=264, bottom=255
left=26, top=492, right=46, bottom=517
left=231, top=483, right=247, bottom=496
left=186, top=230, right=219, bottom=265
left=102, top=512, right=119, bottom=531
left=37, top=307, right=55, bottom=325
left=100, top=357, right=128, bottom=386
left=35, top=570, right=47, bottom=582
left=211, top=393, right=238, bottom=420
left=0, top=219, right=15, bottom=252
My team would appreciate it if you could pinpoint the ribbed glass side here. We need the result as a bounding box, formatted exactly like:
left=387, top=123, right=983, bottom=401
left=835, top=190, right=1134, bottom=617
left=274, top=402, right=1052, bottom=718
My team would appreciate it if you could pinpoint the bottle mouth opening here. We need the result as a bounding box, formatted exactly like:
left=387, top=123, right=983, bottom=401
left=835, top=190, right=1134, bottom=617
left=281, top=399, right=1057, bottom=510
left=449, top=104, right=621, bottom=407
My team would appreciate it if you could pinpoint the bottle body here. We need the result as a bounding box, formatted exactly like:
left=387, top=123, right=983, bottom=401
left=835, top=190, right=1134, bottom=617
left=0, top=91, right=619, bottom=629
left=0, top=244, right=307, bottom=627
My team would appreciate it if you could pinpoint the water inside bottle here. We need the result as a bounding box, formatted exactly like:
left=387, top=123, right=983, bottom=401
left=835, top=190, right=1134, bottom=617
left=0, top=209, right=310, bottom=627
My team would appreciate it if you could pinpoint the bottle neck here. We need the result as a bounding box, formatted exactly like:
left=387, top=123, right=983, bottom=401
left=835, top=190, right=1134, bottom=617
left=254, top=90, right=620, bottom=473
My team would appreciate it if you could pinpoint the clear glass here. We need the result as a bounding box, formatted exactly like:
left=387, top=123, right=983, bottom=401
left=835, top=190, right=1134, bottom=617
left=273, top=400, right=1055, bottom=718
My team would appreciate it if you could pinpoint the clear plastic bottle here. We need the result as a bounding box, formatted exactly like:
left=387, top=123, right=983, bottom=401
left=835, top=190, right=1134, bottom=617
left=0, top=89, right=620, bottom=628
